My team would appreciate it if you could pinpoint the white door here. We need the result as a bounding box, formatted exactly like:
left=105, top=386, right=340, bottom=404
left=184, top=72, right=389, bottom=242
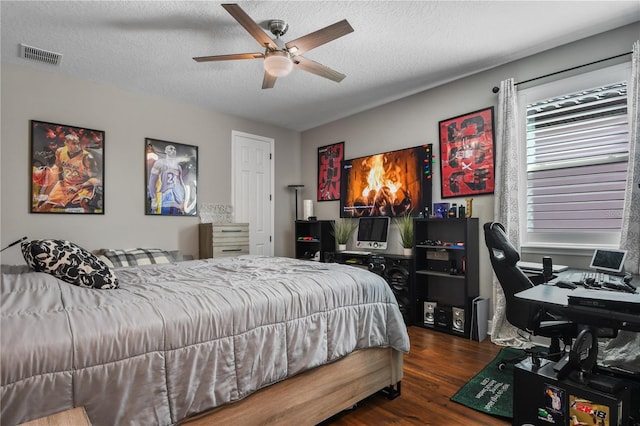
left=232, top=131, right=274, bottom=255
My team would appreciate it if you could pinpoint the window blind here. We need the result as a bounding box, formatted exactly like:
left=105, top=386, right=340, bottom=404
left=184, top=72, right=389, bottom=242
left=525, top=81, right=629, bottom=234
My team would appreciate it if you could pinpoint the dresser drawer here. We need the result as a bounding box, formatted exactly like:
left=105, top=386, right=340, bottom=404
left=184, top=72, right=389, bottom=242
left=212, top=245, right=250, bottom=257
left=199, top=222, right=250, bottom=258
left=211, top=223, right=249, bottom=245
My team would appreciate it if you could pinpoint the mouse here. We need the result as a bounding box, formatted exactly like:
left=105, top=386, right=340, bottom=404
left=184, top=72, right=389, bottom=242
left=585, top=277, right=596, bottom=286
left=556, top=281, right=578, bottom=289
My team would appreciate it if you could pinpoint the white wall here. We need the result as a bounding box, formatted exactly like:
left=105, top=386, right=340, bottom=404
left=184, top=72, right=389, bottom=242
left=300, top=23, right=639, bottom=304
left=2, top=23, right=637, bottom=282
left=0, top=64, right=301, bottom=264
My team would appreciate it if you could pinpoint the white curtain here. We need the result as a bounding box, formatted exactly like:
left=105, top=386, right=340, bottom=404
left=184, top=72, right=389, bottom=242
left=620, top=40, right=640, bottom=275
left=490, top=78, right=530, bottom=347
left=598, top=40, right=640, bottom=373
left=489, top=46, right=640, bottom=368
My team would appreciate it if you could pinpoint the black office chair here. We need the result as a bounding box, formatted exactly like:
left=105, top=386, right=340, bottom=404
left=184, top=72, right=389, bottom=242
left=483, top=222, right=578, bottom=366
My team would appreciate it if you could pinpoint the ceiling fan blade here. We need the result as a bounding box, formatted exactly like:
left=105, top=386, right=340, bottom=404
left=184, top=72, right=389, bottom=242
left=222, top=3, right=277, bottom=50
left=293, top=56, right=346, bottom=83
left=193, top=53, right=264, bottom=62
left=262, top=72, right=277, bottom=89
left=285, top=20, right=353, bottom=56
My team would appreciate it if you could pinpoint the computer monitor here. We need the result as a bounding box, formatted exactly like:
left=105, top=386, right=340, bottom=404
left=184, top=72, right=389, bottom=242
left=355, top=217, right=389, bottom=250
left=589, top=249, right=627, bottom=275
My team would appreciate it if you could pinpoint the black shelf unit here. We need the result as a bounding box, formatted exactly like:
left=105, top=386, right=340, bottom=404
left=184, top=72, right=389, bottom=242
left=413, top=218, right=479, bottom=338
left=294, top=220, right=335, bottom=262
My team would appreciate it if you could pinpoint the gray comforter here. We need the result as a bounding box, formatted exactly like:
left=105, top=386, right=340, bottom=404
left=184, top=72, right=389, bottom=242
left=1, top=255, right=410, bottom=425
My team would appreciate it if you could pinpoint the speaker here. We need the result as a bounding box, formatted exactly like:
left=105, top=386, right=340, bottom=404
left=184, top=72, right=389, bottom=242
left=452, top=307, right=465, bottom=333
left=369, top=254, right=386, bottom=275
left=435, top=306, right=452, bottom=329
left=423, top=301, right=437, bottom=325
left=336, top=254, right=413, bottom=325
left=325, top=252, right=337, bottom=263
left=542, top=256, right=553, bottom=282
left=449, top=259, right=458, bottom=275
left=384, top=258, right=412, bottom=325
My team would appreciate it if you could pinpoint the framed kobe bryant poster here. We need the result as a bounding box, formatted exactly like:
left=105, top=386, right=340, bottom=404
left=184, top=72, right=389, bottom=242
left=145, top=138, right=198, bottom=216
left=317, top=141, right=344, bottom=201
left=30, top=120, right=105, bottom=214
left=438, top=107, right=495, bottom=198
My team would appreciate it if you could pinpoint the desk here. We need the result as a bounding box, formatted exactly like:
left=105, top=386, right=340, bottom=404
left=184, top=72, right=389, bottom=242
left=515, top=272, right=640, bottom=424
left=516, top=270, right=640, bottom=332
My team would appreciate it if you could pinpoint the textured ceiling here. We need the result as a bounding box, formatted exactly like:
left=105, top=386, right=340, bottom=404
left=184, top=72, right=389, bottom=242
left=2, top=1, right=639, bottom=131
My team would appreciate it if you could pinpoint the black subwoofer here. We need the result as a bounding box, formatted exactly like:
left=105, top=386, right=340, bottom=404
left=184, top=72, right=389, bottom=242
left=384, top=258, right=412, bottom=324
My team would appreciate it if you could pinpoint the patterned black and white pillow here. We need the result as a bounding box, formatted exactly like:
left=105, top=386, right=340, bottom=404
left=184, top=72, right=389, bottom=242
left=21, top=239, right=119, bottom=289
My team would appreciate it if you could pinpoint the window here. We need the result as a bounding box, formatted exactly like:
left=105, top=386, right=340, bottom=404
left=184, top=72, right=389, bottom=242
left=518, top=63, right=631, bottom=248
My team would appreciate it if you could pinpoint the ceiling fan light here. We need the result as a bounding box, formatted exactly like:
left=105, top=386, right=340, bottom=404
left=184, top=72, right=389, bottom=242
left=264, top=51, right=293, bottom=77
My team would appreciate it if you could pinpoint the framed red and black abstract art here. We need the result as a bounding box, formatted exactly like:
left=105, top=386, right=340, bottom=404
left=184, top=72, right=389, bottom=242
left=317, top=141, right=344, bottom=201
left=438, top=107, right=495, bottom=198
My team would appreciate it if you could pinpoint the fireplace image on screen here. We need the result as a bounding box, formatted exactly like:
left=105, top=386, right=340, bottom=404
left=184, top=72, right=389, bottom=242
left=340, top=144, right=433, bottom=217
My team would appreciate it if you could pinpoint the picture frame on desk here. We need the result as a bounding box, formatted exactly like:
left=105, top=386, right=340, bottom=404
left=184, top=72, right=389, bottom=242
left=433, top=202, right=450, bottom=218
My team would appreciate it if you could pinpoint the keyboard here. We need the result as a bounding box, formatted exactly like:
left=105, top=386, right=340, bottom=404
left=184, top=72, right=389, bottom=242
left=569, top=271, right=606, bottom=284
left=568, top=271, right=625, bottom=284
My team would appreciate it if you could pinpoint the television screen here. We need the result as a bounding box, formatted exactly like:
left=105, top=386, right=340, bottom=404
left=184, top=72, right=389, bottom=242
left=340, top=144, right=432, bottom=217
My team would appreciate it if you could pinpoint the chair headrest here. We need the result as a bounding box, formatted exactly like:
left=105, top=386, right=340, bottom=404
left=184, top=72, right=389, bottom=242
left=484, top=222, right=520, bottom=265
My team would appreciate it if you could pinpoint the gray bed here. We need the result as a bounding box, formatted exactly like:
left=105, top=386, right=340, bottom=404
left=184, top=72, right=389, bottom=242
left=1, top=255, right=410, bottom=425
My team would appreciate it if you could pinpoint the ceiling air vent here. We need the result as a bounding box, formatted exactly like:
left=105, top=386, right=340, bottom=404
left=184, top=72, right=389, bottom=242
left=19, top=43, right=62, bottom=66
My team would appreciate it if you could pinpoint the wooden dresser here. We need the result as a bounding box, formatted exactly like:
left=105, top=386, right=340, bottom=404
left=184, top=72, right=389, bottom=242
left=199, top=222, right=250, bottom=259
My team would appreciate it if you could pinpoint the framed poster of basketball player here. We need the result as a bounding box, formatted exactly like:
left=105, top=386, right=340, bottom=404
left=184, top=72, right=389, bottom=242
left=30, top=120, right=105, bottom=214
left=145, top=138, right=198, bottom=216
left=438, top=107, right=495, bottom=198
left=317, top=141, right=344, bottom=201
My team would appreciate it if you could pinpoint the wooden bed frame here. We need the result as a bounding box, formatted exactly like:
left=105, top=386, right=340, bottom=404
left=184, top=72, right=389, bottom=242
left=181, top=347, right=404, bottom=425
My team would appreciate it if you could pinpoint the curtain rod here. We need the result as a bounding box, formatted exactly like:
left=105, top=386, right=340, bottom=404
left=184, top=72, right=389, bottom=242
left=491, top=51, right=632, bottom=93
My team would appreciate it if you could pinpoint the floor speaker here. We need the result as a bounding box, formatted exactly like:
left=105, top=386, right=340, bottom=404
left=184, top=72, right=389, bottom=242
left=452, top=307, right=465, bottom=333
left=334, top=254, right=413, bottom=325
left=423, top=301, right=437, bottom=325
left=385, top=258, right=412, bottom=325
left=435, top=306, right=452, bottom=329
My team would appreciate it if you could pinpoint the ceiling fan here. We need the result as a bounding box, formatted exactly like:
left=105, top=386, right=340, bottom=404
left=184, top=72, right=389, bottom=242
left=193, top=3, right=354, bottom=89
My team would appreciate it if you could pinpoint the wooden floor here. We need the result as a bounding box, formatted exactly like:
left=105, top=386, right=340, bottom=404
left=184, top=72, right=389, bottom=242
left=323, top=326, right=511, bottom=425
